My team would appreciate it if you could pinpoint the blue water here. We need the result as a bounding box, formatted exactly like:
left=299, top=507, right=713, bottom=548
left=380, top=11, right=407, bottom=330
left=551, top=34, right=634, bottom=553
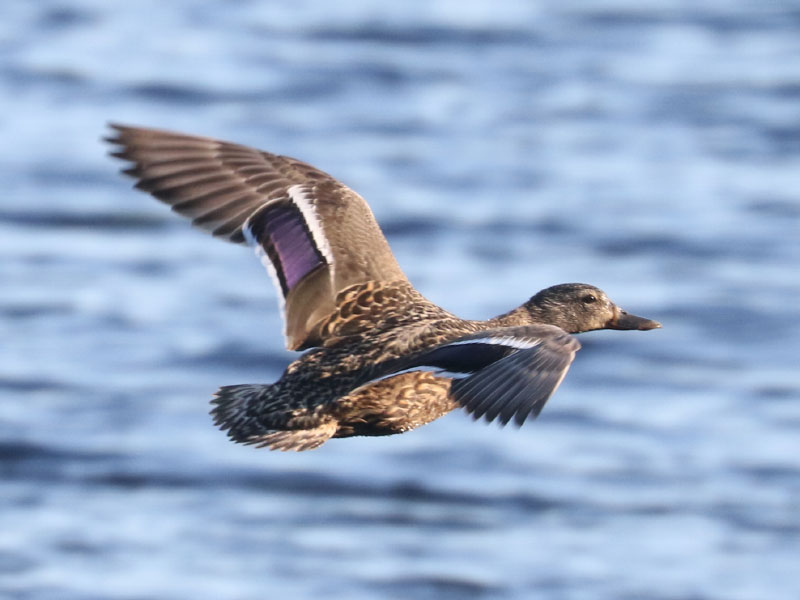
left=2, top=2, right=799, bottom=599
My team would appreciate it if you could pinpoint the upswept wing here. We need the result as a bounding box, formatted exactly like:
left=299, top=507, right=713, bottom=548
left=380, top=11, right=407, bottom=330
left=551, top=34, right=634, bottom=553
left=107, top=125, right=408, bottom=350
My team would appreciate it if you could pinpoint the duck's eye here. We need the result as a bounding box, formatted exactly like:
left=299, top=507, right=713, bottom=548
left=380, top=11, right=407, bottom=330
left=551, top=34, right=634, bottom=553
left=581, top=294, right=597, bottom=304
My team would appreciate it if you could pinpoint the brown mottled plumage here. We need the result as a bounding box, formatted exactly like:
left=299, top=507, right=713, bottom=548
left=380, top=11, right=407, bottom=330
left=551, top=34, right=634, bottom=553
left=107, top=125, right=661, bottom=451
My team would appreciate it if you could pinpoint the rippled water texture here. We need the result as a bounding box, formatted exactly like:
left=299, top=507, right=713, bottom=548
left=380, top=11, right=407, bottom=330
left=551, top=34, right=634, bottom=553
left=2, top=2, right=799, bottom=599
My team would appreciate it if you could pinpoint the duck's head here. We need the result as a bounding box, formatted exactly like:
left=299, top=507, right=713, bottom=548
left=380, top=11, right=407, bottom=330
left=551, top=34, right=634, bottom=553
left=524, top=283, right=661, bottom=334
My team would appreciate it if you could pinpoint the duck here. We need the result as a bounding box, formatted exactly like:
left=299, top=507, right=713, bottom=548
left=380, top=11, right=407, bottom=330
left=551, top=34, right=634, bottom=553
left=107, top=124, right=661, bottom=451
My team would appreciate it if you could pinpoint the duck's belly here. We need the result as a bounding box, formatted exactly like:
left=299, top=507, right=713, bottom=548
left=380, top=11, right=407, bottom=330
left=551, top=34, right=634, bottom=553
left=332, top=371, right=456, bottom=437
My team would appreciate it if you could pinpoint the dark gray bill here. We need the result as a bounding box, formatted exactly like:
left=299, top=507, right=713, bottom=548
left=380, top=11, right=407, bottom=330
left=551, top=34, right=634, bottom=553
left=608, top=310, right=662, bottom=331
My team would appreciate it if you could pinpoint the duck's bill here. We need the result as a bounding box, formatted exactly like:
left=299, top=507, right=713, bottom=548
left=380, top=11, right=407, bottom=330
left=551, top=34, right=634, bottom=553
left=608, top=310, right=662, bottom=331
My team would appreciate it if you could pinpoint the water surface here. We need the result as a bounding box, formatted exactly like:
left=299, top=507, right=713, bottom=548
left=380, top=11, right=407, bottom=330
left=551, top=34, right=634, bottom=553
left=2, top=2, right=799, bottom=599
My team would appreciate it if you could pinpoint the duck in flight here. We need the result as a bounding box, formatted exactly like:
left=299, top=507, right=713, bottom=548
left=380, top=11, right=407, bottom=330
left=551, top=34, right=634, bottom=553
left=107, top=125, right=661, bottom=451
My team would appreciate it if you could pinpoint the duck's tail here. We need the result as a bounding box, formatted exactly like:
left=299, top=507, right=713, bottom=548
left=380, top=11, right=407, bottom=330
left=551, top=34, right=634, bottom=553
left=210, top=384, right=336, bottom=451
left=210, top=384, right=270, bottom=442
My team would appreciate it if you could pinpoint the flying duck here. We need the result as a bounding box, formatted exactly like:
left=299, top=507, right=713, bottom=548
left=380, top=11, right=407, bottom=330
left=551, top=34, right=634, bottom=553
left=107, top=125, right=661, bottom=451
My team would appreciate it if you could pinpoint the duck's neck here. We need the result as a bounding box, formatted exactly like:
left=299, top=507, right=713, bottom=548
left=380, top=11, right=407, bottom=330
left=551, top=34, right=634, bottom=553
left=486, top=305, right=537, bottom=328
left=487, top=303, right=581, bottom=332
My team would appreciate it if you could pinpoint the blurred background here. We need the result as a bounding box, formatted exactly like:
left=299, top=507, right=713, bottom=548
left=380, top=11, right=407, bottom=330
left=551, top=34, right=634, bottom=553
left=2, top=1, right=799, bottom=599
